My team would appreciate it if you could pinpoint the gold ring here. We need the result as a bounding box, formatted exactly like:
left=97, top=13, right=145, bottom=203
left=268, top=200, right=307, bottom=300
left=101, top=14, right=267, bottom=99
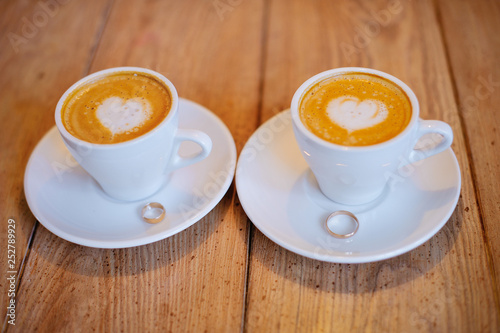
left=141, top=202, right=166, bottom=224
left=325, top=210, right=359, bottom=238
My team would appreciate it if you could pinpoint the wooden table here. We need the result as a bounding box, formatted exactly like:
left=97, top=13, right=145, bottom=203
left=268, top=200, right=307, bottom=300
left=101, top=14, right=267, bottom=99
left=1, top=0, right=499, bottom=332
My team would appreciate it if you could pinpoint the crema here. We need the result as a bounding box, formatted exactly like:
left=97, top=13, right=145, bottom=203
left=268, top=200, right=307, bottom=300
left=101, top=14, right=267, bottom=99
left=61, top=71, right=172, bottom=144
left=299, top=73, right=411, bottom=146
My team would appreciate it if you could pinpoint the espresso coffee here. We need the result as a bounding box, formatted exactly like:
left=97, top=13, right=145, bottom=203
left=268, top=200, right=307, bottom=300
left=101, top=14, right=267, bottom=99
left=61, top=71, right=172, bottom=144
left=299, top=72, right=411, bottom=146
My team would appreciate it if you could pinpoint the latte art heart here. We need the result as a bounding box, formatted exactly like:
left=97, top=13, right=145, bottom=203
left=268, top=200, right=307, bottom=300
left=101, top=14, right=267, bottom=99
left=299, top=73, right=412, bottom=146
left=96, top=97, right=152, bottom=135
left=327, top=96, right=388, bottom=132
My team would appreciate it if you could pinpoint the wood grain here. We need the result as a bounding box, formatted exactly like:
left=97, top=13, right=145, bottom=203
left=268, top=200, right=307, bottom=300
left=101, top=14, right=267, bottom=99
left=245, top=0, right=499, bottom=332
left=1, top=0, right=499, bottom=332
left=437, top=0, right=500, bottom=288
left=9, top=0, right=263, bottom=331
left=0, top=0, right=113, bottom=328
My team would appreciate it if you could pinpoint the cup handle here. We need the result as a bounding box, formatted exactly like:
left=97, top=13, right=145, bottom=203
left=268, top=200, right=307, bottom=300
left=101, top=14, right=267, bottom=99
left=408, top=120, right=453, bottom=164
left=169, top=129, right=212, bottom=170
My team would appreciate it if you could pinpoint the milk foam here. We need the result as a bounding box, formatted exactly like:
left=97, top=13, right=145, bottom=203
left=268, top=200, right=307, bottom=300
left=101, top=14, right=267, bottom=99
left=326, top=96, right=388, bottom=132
left=96, top=97, right=151, bottom=135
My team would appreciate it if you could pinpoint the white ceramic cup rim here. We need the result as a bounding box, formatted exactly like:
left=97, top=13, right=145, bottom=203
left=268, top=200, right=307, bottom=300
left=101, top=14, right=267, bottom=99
left=291, top=67, right=420, bottom=151
left=54, top=66, right=179, bottom=150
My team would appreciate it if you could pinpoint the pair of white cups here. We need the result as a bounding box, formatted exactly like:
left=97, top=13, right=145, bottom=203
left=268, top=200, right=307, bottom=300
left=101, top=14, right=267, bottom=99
left=55, top=67, right=453, bottom=205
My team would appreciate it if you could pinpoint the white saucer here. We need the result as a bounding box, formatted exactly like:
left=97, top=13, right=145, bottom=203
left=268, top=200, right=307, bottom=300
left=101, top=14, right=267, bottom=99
left=24, top=98, right=236, bottom=248
left=236, top=110, right=461, bottom=263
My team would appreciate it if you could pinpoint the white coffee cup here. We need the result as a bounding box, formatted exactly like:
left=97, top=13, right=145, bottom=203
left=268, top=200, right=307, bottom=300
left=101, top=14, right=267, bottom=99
left=291, top=67, right=453, bottom=205
left=55, top=67, right=212, bottom=201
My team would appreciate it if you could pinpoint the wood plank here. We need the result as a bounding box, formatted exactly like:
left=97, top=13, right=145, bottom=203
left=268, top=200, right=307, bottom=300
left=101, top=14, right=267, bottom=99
left=0, top=0, right=113, bottom=328
left=11, top=0, right=264, bottom=331
left=437, top=0, right=500, bottom=287
left=245, top=0, right=499, bottom=332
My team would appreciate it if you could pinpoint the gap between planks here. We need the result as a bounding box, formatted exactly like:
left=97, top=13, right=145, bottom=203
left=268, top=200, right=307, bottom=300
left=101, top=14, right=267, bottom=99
left=241, top=0, right=272, bottom=331
left=432, top=0, right=500, bottom=313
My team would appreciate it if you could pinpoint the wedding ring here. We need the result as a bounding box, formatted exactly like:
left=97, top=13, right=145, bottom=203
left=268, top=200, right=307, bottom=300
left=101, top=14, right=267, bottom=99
left=325, top=210, right=359, bottom=238
left=141, top=202, right=165, bottom=224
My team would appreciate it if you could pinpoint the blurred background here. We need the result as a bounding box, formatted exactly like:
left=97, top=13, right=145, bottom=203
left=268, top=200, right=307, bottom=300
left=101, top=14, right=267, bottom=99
left=1, top=0, right=499, bottom=332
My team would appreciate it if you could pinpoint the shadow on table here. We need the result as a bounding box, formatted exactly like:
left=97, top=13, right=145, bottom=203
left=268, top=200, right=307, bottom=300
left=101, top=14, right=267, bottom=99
left=250, top=203, right=462, bottom=294
left=27, top=185, right=234, bottom=278
left=247, top=167, right=464, bottom=294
